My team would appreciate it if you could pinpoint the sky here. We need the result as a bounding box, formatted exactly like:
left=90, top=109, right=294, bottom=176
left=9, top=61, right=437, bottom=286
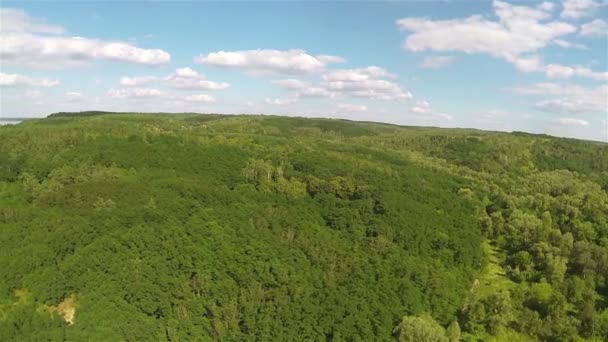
left=0, top=0, right=606, bottom=141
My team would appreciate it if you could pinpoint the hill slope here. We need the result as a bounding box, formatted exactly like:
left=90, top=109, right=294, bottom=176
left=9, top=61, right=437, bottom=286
left=1, top=113, right=607, bottom=341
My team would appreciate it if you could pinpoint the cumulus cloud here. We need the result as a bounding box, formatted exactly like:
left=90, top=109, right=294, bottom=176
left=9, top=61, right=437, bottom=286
left=269, top=66, right=408, bottom=101
left=510, top=82, right=607, bottom=113
left=0, top=8, right=64, bottom=34
left=108, top=87, right=163, bottom=99
left=183, top=94, right=216, bottom=102
left=337, top=104, right=367, bottom=112
left=299, top=87, right=335, bottom=98
left=174, top=67, right=198, bottom=78
left=271, top=79, right=308, bottom=90
left=64, top=92, right=84, bottom=102
left=322, top=67, right=411, bottom=101
left=323, top=66, right=395, bottom=81
left=106, top=85, right=220, bottom=106
left=24, top=90, right=44, bottom=98
left=165, top=67, right=230, bottom=90
left=544, top=64, right=608, bottom=81
left=120, top=76, right=158, bottom=87
left=265, top=97, right=298, bottom=105
left=561, top=0, right=601, bottom=19
left=0, top=8, right=170, bottom=68
left=544, top=64, right=578, bottom=78
left=397, top=1, right=581, bottom=74
left=325, top=79, right=411, bottom=100
left=271, top=78, right=336, bottom=98
left=538, top=1, right=556, bottom=11
left=580, top=19, right=608, bottom=36
left=195, top=49, right=345, bottom=75
left=0, top=72, right=59, bottom=87
left=551, top=117, right=590, bottom=127
left=410, top=100, right=432, bottom=114
left=420, top=56, right=454, bottom=69
left=473, top=109, right=510, bottom=119
left=508, top=55, right=545, bottom=72
left=535, top=98, right=605, bottom=113
left=471, top=109, right=513, bottom=131
left=397, top=1, right=607, bottom=80
left=397, top=1, right=574, bottom=56
left=120, top=68, right=230, bottom=91
left=553, top=39, right=587, bottom=49
left=409, top=100, right=453, bottom=120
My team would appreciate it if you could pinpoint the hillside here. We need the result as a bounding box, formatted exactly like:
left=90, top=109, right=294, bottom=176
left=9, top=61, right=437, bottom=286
left=1, top=113, right=607, bottom=341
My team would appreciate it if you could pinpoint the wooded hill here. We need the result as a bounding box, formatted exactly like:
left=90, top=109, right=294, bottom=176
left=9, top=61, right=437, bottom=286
left=1, top=112, right=607, bottom=341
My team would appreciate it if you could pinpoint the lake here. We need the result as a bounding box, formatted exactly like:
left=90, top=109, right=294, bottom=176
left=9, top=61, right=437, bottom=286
left=0, top=119, right=25, bottom=125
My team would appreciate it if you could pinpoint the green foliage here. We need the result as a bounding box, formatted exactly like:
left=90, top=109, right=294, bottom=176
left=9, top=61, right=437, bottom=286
left=0, top=112, right=606, bottom=341
left=446, top=321, right=461, bottom=342
left=393, top=314, right=448, bottom=342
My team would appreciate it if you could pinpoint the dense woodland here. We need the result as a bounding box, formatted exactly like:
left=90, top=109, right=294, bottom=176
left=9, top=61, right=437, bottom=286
left=0, top=112, right=607, bottom=341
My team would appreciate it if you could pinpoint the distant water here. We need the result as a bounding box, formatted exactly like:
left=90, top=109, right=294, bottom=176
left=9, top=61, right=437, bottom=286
left=0, top=119, right=24, bottom=125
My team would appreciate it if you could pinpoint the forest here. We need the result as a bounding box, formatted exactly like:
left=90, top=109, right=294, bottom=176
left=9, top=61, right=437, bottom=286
left=0, top=112, right=607, bottom=341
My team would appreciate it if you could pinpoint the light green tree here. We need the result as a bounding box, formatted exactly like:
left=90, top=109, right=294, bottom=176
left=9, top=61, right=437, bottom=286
left=393, top=314, right=448, bottom=342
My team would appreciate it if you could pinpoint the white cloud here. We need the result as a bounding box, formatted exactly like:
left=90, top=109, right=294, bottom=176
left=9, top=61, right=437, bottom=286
left=299, top=87, right=335, bottom=98
left=508, top=55, right=545, bottom=72
left=271, top=79, right=308, bottom=90
left=325, top=79, right=412, bottom=100
left=538, top=2, right=556, bottom=11
left=265, top=97, right=298, bottom=105
left=580, top=19, right=608, bottom=36
left=0, top=72, right=59, bottom=87
left=165, top=67, right=230, bottom=90
left=473, top=109, right=510, bottom=119
left=175, top=67, right=199, bottom=78
left=272, top=82, right=327, bottom=99
left=64, top=92, right=84, bottom=102
left=544, top=64, right=576, bottom=78
left=409, top=100, right=453, bottom=120
left=551, top=117, right=590, bottom=126
left=561, top=0, right=601, bottom=19
left=108, top=87, right=163, bottom=99
left=183, top=94, right=216, bottom=103
left=323, top=66, right=395, bottom=81
left=337, top=103, right=367, bottom=112
left=397, top=1, right=575, bottom=72
left=24, top=90, right=44, bottom=98
left=535, top=98, right=604, bottom=113
left=272, top=78, right=336, bottom=98
left=316, top=55, right=345, bottom=64
left=322, top=67, right=411, bottom=101
left=120, top=76, right=158, bottom=86
left=0, top=8, right=64, bottom=34
left=398, top=0, right=574, bottom=56
left=195, top=49, right=345, bottom=75
left=553, top=39, right=587, bottom=49
left=420, top=56, right=454, bottom=69
left=410, top=100, right=432, bottom=114
left=545, top=64, right=608, bottom=81
left=0, top=8, right=170, bottom=68
left=497, top=57, right=605, bottom=81
left=119, top=68, right=230, bottom=91
left=510, top=82, right=607, bottom=113
left=398, top=1, right=607, bottom=81
left=271, top=66, right=408, bottom=101
left=511, top=82, right=584, bottom=95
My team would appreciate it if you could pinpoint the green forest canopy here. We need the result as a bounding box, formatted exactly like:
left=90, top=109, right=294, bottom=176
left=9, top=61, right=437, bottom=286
left=1, top=112, right=607, bottom=341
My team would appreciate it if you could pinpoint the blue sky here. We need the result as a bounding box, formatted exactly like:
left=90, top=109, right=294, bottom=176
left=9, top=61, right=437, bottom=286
left=0, top=1, right=606, bottom=141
